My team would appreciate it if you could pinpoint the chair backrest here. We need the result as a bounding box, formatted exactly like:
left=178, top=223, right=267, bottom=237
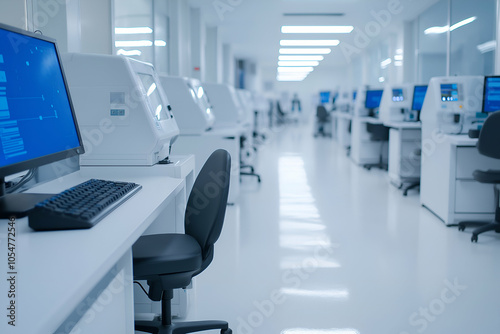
left=478, top=111, right=500, bottom=159
left=316, top=105, right=329, bottom=122
left=366, top=123, right=389, bottom=141
left=184, top=149, right=231, bottom=262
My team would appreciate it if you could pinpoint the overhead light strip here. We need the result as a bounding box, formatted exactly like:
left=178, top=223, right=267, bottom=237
left=278, top=61, right=320, bottom=67
left=280, top=40, right=339, bottom=46
left=281, top=25, right=354, bottom=34
left=424, top=16, right=476, bottom=35
left=279, top=48, right=331, bottom=55
left=279, top=55, right=324, bottom=61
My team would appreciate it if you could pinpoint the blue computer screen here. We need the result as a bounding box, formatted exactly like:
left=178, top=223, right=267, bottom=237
left=482, top=76, right=500, bottom=112
left=440, top=83, right=459, bottom=102
left=353, top=91, right=357, bottom=101
left=0, top=27, right=81, bottom=168
left=365, top=90, right=383, bottom=109
left=392, top=88, right=404, bottom=102
left=320, top=91, right=330, bottom=104
left=412, top=85, right=428, bottom=111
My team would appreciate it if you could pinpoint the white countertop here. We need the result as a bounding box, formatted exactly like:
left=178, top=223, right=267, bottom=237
left=0, top=170, right=184, bottom=333
left=384, top=121, right=422, bottom=129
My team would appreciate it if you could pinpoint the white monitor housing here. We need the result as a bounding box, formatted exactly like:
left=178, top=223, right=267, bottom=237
left=62, top=53, right=179, bottom=166
left=421, top=76, right=484, bottom=135
left=379, top=83, right=415, bottom=123
left=235, top=89, right=254, bottom=125
left=160, top=76, right=215, bottom=135
left=203, top=83, right=244, bottom=127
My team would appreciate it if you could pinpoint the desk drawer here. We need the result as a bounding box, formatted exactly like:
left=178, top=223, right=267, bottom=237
left=456, top=147, right=500, bottom=179
left=455, top=180, right=496, bottom=213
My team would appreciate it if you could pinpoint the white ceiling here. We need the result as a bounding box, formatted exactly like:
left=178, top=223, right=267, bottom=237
left=189, top=0, right=440, bottom=69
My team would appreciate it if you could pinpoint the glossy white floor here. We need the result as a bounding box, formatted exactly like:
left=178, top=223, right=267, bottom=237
left=186, top=123, right=500, bottom=334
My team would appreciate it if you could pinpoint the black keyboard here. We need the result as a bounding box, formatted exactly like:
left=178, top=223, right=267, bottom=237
left=28, top=179, right=142, bottom=231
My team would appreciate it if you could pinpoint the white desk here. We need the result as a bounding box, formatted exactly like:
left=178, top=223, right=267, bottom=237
left=350, top=116, right=387, bottom=165
left=0, top=170, right=184, bottom=334
left=384, top=121, right=422, bottom=190
left=421, top=134, right=500, bottom=225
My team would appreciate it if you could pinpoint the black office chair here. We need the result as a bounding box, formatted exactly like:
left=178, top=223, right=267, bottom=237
left=402, top=148, right=422, bottom=196
left=314, top=105, right=331, bottom=138
left=458, top=111, right=500, bottom=242
left=240, top=136, right=261, bottom=183
left=132, top=149, right=232, bottom=333
left=363, top=123, right=390, bottom=171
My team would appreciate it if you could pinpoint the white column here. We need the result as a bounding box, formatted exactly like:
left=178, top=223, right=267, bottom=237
left=223, top=43, right=235, bottom=86
left=190, top=7, right=205, bottom=80
left=80, top=0, right=113, bottom=55
left=205, top=26, right=223, bottom=83
left=168, top=0, right=191, bottom=77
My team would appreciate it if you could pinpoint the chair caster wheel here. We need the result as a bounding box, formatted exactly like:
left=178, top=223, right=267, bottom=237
left=471, top=234, right=478, bottom=243
left=458, top=225, right=465, bottom=231
left=258, top=177, right=261, bottom=183
left=221, top=329, right=232, bottom=334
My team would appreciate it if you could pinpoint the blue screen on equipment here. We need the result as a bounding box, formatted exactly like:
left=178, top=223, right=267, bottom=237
left=412, top=85, right=428, bottom=111
left=365, top=90, right=383, bottom=109
left=353, top=91, right=357, bottom=101
left=0, top=27, right=81, bottom=169
left=392, top=88, right=404, bottom=102
left=320, top=91, right=330, bottom=104
left=440, top=83, right=459, bottom=102
left=482, top=76, right=500, bottom=112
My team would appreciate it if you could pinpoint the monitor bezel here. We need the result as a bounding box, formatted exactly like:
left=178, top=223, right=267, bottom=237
left=482, top=75, right=500, bottom=113
left=0, top=23, right=85, bottom=179
left=364, top=89, right=384, bottom=109
left=411, top=85, right=428, bottom=111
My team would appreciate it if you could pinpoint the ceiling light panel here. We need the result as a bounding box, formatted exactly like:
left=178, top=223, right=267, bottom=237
left=279, top=55, right=324, bottom=61
left=278, top=61, right=320, bottom=67
left=279, top=48, right=331, bottom=55
left=280, top=40, right=340, bottom=46
left=281, top=26, right=354, bottom=34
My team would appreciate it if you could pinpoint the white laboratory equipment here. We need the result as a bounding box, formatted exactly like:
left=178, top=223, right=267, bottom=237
left=420, top=76, right=500, bottom=225
left=62, top=53, right=194, bottom=318
left=379, top=83, right=416, bottom=123
left=160, top=76, right=241, bottom=203
left=203, top=82, right=245, bottom=127
left=62, top=53, right=179, bottom=166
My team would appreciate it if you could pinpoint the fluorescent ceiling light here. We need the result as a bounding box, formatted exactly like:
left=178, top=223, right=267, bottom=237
left=116, top=49, right=142, bottom=56
left=379, top=77, right=385, bottom=83
left=115, top=27, right=153, bottom=34
left=477, top=40, right=496, bottom=54
left=277, top=77, right=307, bottom=82
left=281, top=25, right=354, bottom=34
left=394, top=54, right=403, bottom=61
left=154, top=40, right=167, bottom=47
left=450, top=16, right=477, bottom=31
left=424, top=16, right=476, bottom=34
left=279, top=55, right=324, bottom=61
left=278, top=61, right=320, bottom=67
left=380, top=58, right=392, bottom=69
left=280, top=40, right=340, bottom=46
left=394, top=61, right=403, bottom=67
left=280, top=48, right=331, bottom=55
left=115, top=40, right=153, bottom=47
left=278, top=67, right=314, bottom=73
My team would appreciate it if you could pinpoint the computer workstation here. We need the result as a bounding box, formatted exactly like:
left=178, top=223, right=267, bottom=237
left=350, top=88, right=387, bottom=167
left=420, top=76, right=500, bottom=225
left=0, top=23, right=187, bottom=333
left=380, top=84, right=428, bottom=195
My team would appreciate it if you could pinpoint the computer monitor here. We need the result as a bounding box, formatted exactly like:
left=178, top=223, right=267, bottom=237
left=440, top=83, right=459, bottom=102
left=320, top=91, right=331, bottom=104
left=353, top=91, right=357, bottom=101
left=412, top=85, right=428, bottom=111
left=365, top=90, right=384, bottom=110
left=482, top=76, right=500, bottom=113
left=392, top=88, right=404, bottom=102
left=0, top=23, right=84, bottom=217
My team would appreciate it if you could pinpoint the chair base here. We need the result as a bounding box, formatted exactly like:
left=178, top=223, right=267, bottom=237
left=402, top=182, right=420, bottom=196
left=363, top=162, right=388, bottom=171
left=458, top=220, right=500, bottom=242
left=136, top=319, right=231, bottom=334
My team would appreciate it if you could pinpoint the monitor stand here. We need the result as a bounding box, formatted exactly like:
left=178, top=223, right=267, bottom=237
left=0, top=179, right=53, bottom=219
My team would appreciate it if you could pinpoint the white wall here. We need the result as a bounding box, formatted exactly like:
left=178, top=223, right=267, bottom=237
left=0, top=1, right=28, bottom=29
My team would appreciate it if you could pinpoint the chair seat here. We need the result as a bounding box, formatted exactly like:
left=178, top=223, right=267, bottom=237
left=133, top=234, right=202, bottom=278
left=473, top=170, right=500, bottom=184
